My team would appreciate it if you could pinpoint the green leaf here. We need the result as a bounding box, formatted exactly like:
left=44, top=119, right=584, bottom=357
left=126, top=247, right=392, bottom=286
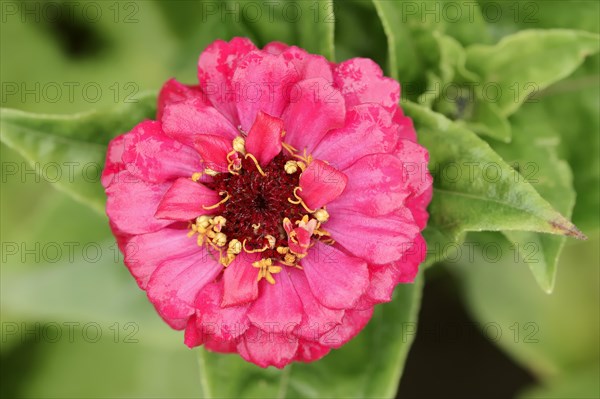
left=403, top=101, right=583, bottom=241
left=402, top=101, right=584, bottom=268
left=465, top=29, right=600, bottom=116
left=455, top=233, right=600, bottom=379
left=234, top=0, right=335, bottom=61
left=519, top=362, right=600, bottom=399
left=371, top=0, right=424, bottom=82
left=492, top=104, right=576, bottom=293
left=0, top=94, right=157, bottom=212
left=197, top=278, right=423, bottom=399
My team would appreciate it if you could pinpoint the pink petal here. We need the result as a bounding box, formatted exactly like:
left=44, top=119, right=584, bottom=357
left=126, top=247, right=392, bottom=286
left=331, top=154, right=407, bottom=217
left=263, top=41, right=288, bottom=55
left=366, top=235, right=425, bottom=303
left=124, top=227, right=200, bottom=289
left=407, top=189, right=432, bottom=230
left=393, top=109, right=418, bottom=142
left=287, top=268, right=344, bottom=340
left=282, top=77, right=345, bottom=153
left=193, top=134, right=232, bottom=173
left=299, top=160, right=347, bottom=210
left=155, top=178, right=221, bottom=221
left=312, top=104, right=399, bottom=170
left=325, top=207, right=420, bottom=265
left=106, top=171, right=172, bottom=235
left=101, top=135, right=126, bottom=188
left=319, top=308, right=373, bottom=349
left=395, top=138, right=433, bottom=199
left=198, top=37, right=258, bottom=125
left=184, top=315, right=203, bottom=348
left=245, top=111, right=284, bottom=166
left=122, top=120, right=201, bottom=183
left=238, top=326, right=298, bottom=368
left=161, top=98, right=238, bottom=147
left=195, top=282, right=250, bottom=341
left=147, top=246, right=222, bottom=329
left=248, top=269, right=303, bottom=332
left=222, top=254, right=260, bottom=307
left=334, top=58, right=400, bottom=113
left=301, top=241, right=368, bottom=309
left=280, top=46, right=334, bottom=81
left=294, top=340, right=331, bottom=362
left=232, top=50, right=301, bottom=131
left=157, top=78, right=205, bottom=121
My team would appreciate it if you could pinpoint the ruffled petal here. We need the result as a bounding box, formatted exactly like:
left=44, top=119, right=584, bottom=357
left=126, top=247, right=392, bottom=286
left=222, top=254, right=260, bottom=307
left=155, top=178, right=221, bottom=221
left=122, top=120, right=201, bottom=183
left=146, top=246, right=222, bottom=329
left=232, top=50, right=301, bottom=131
left=283, top=77, right=345, bottom=153
left=334, top=58, right=400, bottom=112
left=288, top=268, right=344, bottom=340
left=248, top=269, right=303, bottom=332
left=106, top=171, right=172, bottom=235
left=245, top=111, right=284, bottom=166
left=198, top=37, right=258, bottom=125
left=124, top=226, right=199, bottom=289
left=301, top=241, right=368, bottom=309
left=366, top=235, right=425, bottom=303
left=195, top=282, right=250, bottom=341
left=312, top=104, right=399, bottom=170
left=193, top=134, right=233, bottom=173
left=157, top=78, right=205, bottom=121
left=101, top=134, right=126, bottom=188
left=238, top=326, right=298, bottom=368
left=331, top=154, right=407, bottom=217
left=319, top=308, right=373, bottom=349
left=161, top=98, right=238, bottom=147
left=299, top=160, right=347, bottom=210
left=325, top=207, right=420, bottom=265
left=294, top=340, right=331, bottom=362
left=280, top=46, right=333, bottom=81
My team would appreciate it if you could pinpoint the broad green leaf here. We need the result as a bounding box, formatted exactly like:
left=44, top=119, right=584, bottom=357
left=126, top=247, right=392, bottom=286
left=197, top=278, right=423, bottom=399
left=371, top=0, right=424, bottom=82
left=454, top=233, right=600, bottom=379
left=493, top=104, right=576, bottom=293
left=403, top=101, right=584, bottom=244
left=1, top=240, right=181, bottom=349
left=3, top=333, right=199, bottom=398
left=233, top=0, right=336, bottom=61
left=0, top=94, right=157, bottom=212
left=460, top=100, right=511, bottom=142
left=466, top=29, right=600, bottom=116
left=519, top=362, right=600, bottom=399
left=333, top=0, right=388, bottom=67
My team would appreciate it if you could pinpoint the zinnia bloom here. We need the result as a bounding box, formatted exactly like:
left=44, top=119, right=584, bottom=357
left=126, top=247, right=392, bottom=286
left=102, top=38, right=432, bottom=368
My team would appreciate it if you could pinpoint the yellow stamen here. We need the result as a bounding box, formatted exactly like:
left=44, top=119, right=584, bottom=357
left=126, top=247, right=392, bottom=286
left=232, top=136, right=246, bottom=154
left=252, top=258, right=282, bottom=285
left=282, top=142, right=297, bottom=155
left=191, top=172, right=203, bottom=182
left=244, top=153, right=266, bottom=177
left=202, top=191, right=231, bottom=210
left=313, top=208, right=329, bottom=223
left=212, top=232, right=227, bottom=247
left=242, top=239, right=269, bottom=253
left=265, top=235, right=276, bottom=249
left=228, top=239, right=242, bottom=255
left=204, top=167, right=218, bottom=176
left=284, top=160, right=298, bottom=174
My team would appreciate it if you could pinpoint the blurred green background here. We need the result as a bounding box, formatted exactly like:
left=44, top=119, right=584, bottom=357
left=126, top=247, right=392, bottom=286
left=1, top=1, right=598, bottom=398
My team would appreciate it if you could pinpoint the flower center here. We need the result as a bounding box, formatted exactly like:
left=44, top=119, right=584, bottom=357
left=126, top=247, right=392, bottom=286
left=187, top=138, right=333, bottom=284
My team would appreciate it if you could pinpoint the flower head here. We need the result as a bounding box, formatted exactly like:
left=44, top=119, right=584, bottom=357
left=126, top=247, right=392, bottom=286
left=102, top=38, right=432, bottom=368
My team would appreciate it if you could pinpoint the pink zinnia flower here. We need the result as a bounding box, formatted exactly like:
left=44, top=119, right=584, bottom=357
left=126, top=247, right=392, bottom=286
left=102, top=38, right=432, bottom=368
